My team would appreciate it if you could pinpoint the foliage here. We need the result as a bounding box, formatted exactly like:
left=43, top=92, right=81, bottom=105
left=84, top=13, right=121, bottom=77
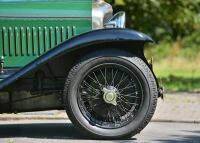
left=145, top=40, right=200, bottom=92
left=107, top=0, right=200, bottom=41
left=160, top=76, right=200, bottom=92
left=106, top=0, right=200, bottom=92
left=145, top=30, right=200, bottom=60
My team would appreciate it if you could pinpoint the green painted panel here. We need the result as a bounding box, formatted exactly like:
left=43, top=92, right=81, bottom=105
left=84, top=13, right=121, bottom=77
left=44, top=27, right=50, bottom=51
left=27, top=27, right=32, bottom=56
left=0, top=1, right=92, bottom=68
left=0, top=19, right=92, bottom=67
left=56, top=27, right=61, bottom=45
left=8, top=27, right=15, bottom=56
left=21, top=27, right=26, bottom=56
left=2, top=27, right=9, bottom=56
left=49, top=26, right=56, bottom=49
left=0, top=0, right=91, bottom=18
left=33, top=27, right=39, bottom=55
left=14, top=27, right=21, bottom=56
left=61, top=26, right=67, bottom=42
left=38, top=27, right=44, bottom=55
left=67, top=26, right=72, bottom=39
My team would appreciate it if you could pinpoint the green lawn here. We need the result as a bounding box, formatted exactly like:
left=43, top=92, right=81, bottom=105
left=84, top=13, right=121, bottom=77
left=154, top=68, right=200, bottom=92
left=143, top=37, right=200, bottom=92
left=152, top=58, right=200, bottom=92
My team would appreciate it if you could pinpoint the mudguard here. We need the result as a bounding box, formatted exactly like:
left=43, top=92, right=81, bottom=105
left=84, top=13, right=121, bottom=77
left=0, top=28, right=153, bottom=90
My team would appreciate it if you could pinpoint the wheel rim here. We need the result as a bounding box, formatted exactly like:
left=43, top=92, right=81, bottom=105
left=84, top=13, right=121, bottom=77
left=78, top=63, right=144, bottom=129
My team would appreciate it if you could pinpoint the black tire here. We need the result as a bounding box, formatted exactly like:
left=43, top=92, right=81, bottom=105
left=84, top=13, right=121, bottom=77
left=64, top=50, right=158, bottom=139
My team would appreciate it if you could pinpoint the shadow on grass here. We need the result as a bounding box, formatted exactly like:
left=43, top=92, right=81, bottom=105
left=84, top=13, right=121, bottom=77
left=160, top=75, right=200, bottom=92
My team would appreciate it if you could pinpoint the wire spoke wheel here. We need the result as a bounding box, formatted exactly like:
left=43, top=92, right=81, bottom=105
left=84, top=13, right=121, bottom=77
left=78, top=64, right=144, bottom=129
left=64, top=53, right=158, bottom=139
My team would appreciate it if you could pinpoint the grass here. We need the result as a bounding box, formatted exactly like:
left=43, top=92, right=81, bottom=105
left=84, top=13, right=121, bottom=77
left=154, top=58, right=200, bottom=78
left=154, top=66, right=200, bottom=92
left=145, top=41, right=200, bottom=92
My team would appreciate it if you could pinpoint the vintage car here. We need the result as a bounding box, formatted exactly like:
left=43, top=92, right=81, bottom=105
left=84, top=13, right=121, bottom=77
left=0, top=0, right=163, bottom=139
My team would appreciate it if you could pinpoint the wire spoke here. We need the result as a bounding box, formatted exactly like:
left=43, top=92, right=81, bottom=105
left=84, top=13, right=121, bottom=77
left=87, top=75, right=100, bottom=87
left=111, top=69, right=118, bottom=86
left=119, top=96, right=138, bottom=106
left=115, top=72, right=124, bottom=87
left=117, top=102, right=130, bottom=113
left=81, top=94, right=101, bottom=100
left=115, top=74, right=129, bottom=88
left=117, top=97, right=132, bottom=109
left=107, top=109, right=111, bottom=122
left=100, top=69, right=107, bottom=87
left=119, top=79, right=136, bottom=89
left=83, top=81, right=100, bottom=95
left=105, top=68, right=108, bottom=87
left=118, top=85, right=135, bottom=93
left=117, top=97, right=131, bottom=112
left=111, top=68, right=114, bottom=85
left=83, top=84, right=101, bottom=96
left=78, top=64, right=143, bottom=129
left=119, top=92, right=139, bottom=98
left=93, top=72, right=102, bottom=88
left=114, top=106, right=122, bottom=118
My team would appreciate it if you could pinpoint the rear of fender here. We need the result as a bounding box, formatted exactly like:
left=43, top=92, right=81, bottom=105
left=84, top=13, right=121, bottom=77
left=0, top=28, right=154, bottom=90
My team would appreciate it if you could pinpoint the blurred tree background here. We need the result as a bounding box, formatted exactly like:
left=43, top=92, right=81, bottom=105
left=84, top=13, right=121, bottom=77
left=107, top=0, right=200, bottom=92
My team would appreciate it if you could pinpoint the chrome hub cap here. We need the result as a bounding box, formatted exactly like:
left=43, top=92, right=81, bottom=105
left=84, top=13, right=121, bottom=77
left=103, top=87, right=117, bottom=106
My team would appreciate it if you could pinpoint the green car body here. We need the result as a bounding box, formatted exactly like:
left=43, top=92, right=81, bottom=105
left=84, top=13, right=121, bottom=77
left=0, top=0, right=92, bottom=68
left=0, top=0, right=162, bottom=139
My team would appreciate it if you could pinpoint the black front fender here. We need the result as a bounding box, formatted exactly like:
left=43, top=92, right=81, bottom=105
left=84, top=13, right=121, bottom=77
left=0, top=28, right=153, bottom=90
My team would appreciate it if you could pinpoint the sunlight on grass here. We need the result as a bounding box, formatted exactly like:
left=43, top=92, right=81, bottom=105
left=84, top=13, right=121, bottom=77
left=144, top=40, right=200, bottom=92
left=154, top=58, right=200, bottom=78
left=116, top=0, right=124, bottom=5
left=153, top=58, right=200, bottom=92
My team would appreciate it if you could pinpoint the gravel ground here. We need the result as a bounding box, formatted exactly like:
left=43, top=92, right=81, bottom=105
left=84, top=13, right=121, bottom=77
left=153, top=92, right=200, bottom=123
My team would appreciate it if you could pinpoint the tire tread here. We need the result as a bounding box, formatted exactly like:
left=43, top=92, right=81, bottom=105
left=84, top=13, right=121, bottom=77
left=64, top=54, right=158, bottom=139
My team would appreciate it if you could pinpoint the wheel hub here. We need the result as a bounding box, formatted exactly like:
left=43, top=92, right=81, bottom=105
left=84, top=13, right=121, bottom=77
left=103, top=87, right=117, bottom=106
left=78, top=65, right=143, bottom=129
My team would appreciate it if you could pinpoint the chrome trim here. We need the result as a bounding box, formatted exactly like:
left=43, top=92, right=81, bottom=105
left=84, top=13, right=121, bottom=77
left=104, top=11, right=126, bottom=28
left=92, top=0, right=113, bottom=30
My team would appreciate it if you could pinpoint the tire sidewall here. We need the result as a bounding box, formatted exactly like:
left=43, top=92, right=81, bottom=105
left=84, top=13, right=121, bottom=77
left=66, top=56, right=157, bottom=138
